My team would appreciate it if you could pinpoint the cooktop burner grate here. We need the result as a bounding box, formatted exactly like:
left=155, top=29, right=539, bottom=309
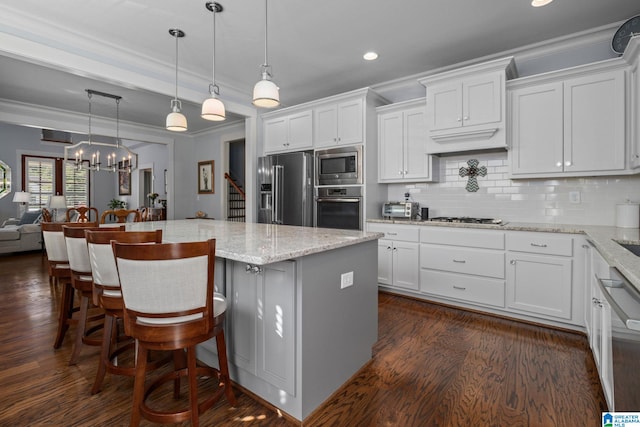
left=429, top=217, right=502, bottom=224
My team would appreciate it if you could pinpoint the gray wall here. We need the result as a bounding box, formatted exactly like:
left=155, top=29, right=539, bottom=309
left=0, top=123, right=115, bottom=222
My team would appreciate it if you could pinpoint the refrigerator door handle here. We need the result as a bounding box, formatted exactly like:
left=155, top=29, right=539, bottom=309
left=273, top=165, right=284, bottom=224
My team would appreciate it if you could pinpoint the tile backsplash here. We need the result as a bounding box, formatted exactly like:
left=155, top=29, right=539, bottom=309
left=387, top=151, right=640, bottom=226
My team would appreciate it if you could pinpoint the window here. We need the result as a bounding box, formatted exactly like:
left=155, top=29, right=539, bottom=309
left=23, top=155, right=89, bottom=211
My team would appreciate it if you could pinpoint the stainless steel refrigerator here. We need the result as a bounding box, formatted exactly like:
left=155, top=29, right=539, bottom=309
left=257, top=151, right=314, bottom=226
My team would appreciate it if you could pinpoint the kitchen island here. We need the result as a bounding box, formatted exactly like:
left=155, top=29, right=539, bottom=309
left=126, top=219, right=383, bottom=422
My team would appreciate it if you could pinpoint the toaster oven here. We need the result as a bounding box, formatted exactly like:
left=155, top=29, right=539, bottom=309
left=382, top=202, right=419, bottom=219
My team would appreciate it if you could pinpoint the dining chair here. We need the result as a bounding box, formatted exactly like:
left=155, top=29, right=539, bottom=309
left=42, top=221, right=97, bottom=349
left=41, top=208, right=52, bottom=223
left=66, top=206, right=99, bottom=223
left=63, top=224, right=124, bottom=365
left=113, top=239, right=236, bottom=426
left=100, top=209, right=141, bottom=224
left=85, top=228, right=165, bottom=394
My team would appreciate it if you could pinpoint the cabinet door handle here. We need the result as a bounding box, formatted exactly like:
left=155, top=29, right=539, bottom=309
left=530, top=243, right=548, bottom=248
left=565, top=161, right=572, bottom=167
left=463, top=116, right=469, bottom=120
left=386, top=246, right=392, bottom=250
left=456, top=117, right=462, bottom=122
left=556, top=161, right=562, bottom=167
left=510, top=259, right=516, bottom=265
left=392, top=247, right=398, bottom=251
left=453, top=259, right=466, bottom=263
left=453, top=285, right=466, bottom=291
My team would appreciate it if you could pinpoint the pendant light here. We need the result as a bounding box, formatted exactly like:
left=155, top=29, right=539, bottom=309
left=252, top=0, right=280, bottom=108
left=166, top=28, right=188, bottom=132
left=202, top=2, right=226, bottom=121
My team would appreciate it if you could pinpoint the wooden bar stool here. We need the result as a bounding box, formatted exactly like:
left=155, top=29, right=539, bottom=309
left=63, top=224, right=123, bottom=365
left=113, top=239, right=236, bottom=426
left=85, top=228, right=166, bottom=394
left=42, top=221, right=97, bottom=349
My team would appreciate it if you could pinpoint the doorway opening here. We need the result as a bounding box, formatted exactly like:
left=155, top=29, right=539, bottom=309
left=141, top=168, right=152, bottom=208
left=225, top=139, right=245, bottom=222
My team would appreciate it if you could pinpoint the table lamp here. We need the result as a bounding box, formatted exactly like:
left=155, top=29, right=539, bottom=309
left=12, top=191, right=30, bottom=218
left=49, top=195, right=67, bottom=222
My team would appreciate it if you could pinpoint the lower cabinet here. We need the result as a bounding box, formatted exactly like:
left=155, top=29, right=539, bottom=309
left=505, top=232, right=580, bottom=323
left=370, top=222, right=585, bottom=329
left=369, top=223, right=420, bottom=291
left=420, top=226, right=506, bottom=308
left=226, top=259, right=296, bottom=395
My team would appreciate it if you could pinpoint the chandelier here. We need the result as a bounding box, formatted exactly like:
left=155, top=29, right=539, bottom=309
left=64, top=89, right=138, bottom=173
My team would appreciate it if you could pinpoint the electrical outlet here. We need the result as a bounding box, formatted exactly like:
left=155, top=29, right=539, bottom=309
left=340, top=271, right=354, bottom=289
left=569, top=191, right=581, bottom=204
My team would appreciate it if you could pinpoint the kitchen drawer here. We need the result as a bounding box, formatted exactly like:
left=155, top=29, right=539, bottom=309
left=420, top=227, right=504, bottom=249
left=368, top=223, right=419, bottom=242
left=420, top=269, right=505, bottom=308
left=506, top=232, right=573, bottom=256
left=420, top=244, right=505, bottom=279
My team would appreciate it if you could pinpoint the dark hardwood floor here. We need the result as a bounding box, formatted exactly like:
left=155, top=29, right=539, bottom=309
left=0, top=251, right=606, bottom=426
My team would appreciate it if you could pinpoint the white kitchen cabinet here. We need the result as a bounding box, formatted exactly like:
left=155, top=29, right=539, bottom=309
left=509, top=62, right=627, bottom=178
left=377, top=99, right=439, bottom=183
left=314, top=98, right=363, bottom=148
left=419, top=226, right=506, bottom=308
left=624, top=37, right=640, bottom=169
left=369, top=223, right=420, bottom=291
left=263, top=110, right=312, bottom=154
left=418, top=57, right=516, bottom=154
left=227, top=260, right=296, bottom=395
left=506, top=232, right=575, bottom=322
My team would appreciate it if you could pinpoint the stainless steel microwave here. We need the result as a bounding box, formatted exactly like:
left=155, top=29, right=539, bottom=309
left=315, top=145, right=363, bottom=186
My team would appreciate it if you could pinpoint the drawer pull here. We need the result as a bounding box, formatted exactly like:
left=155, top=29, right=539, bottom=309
left=530, top=243, right=548, bottom=248
left=452, top=259, right=466, bottom=263
left=453, top=285, right=466, bottom=291
left=387, top=232, right=398, bottom=236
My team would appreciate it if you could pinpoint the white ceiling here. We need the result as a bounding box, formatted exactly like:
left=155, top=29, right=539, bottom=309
left=1, top=0, right=639, bottom=134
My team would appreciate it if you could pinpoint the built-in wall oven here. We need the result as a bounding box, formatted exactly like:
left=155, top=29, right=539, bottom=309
left=315, top=187, right=362, bottom=230
left=315, top=145, right=363, bottom=186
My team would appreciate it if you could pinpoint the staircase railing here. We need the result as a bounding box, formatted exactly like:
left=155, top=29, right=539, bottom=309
left=224, top=173, right=245, bottom=199
left=224, top=173, right=246, bottom=222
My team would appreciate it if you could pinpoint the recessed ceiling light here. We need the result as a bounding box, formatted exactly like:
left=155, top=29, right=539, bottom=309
left=363, top=51, right=378, bottom=61
left=531, top=0, right=553, bottom=7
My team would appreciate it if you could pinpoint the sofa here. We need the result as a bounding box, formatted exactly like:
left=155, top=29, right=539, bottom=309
left=0, top=211, right=43, bottom=254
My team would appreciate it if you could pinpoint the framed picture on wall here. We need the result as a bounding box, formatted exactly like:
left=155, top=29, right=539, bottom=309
left=118, top=161, right=131, bottom=195
left=198, top=160, right=214, bottom=194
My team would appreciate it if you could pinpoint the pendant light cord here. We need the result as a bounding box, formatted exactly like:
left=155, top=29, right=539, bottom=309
left=174, top=32, right=179, bottom=101
left=263, top=0, right=268, bottom=68
left=87, top=91, right=92, bottom=144
left=116, top=97, right=120, bottom=148
left=212, top=8, right=216, bottom=86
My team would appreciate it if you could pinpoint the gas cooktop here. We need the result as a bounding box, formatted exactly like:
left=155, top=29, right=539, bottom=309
left=428, top=217, right=503, bottom=225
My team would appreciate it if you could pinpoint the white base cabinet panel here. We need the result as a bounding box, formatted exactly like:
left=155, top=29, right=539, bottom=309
left=506, top=252, right=573, bottom=320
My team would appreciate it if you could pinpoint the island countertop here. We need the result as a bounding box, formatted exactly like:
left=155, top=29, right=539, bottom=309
left=127, top=219, right=383, bottom=265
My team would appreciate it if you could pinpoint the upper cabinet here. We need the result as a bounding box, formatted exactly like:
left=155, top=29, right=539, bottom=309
left=260, top=88, right=387, bottom=155
left=509, top=61, right=627, bottom=178
left=314, top=99, right=364, bottom=148
left=418, top=57, right=517, bottom=154
left=263, top=110, right=313, bottom=154
left=377, top=99, right=439, bottom=183
left=623, top=37, right=640, bottom=169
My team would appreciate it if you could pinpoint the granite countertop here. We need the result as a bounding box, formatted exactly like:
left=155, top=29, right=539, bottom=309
left=127, top=219, right=383, bottom=265
left=368, top=218, right=640, bottom=291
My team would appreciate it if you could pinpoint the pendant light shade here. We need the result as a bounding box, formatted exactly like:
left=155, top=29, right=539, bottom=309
left=167, top=28, right=187, bottom=132
left=167, top=99, right=188, bottom=131
left=253, top=72, right=280, bottom=108
left=253, top=0, right=280, bottom=108
left=202, top=2, right=226, bottom=121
